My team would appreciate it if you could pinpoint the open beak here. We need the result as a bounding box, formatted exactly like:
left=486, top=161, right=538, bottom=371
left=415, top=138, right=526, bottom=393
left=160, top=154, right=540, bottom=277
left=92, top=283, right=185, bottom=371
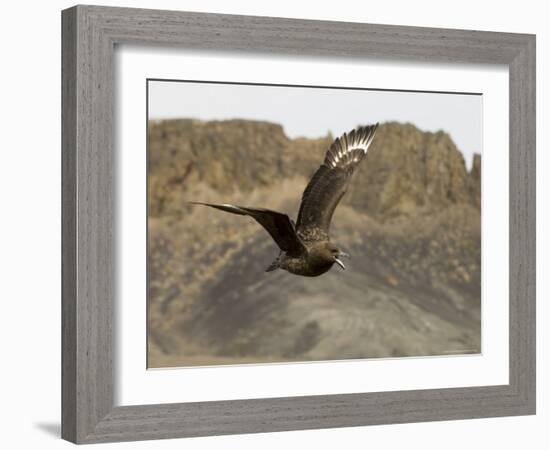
left=334, top=257, right=346, bottom=270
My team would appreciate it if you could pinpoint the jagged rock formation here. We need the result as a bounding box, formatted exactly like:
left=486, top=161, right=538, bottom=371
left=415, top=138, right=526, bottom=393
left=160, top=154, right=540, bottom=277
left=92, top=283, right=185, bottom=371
left=348, top=122, right=478, bottom=219
left=147, top=119, right=481, bottom=367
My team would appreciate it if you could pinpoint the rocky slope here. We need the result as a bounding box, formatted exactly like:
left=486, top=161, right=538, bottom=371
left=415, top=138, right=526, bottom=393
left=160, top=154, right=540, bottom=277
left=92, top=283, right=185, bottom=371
left=147, top=119, right=481, bottom=367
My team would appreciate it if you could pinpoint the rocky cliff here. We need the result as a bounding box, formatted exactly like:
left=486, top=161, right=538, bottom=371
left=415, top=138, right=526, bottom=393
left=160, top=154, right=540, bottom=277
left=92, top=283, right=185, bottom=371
left=147, top=119, right=481, bottom=367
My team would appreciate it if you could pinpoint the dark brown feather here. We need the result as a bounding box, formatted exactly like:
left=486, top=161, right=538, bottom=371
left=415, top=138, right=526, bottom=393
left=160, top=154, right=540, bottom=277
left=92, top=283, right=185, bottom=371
left=296, top=124, right=378, bottom=240
left=189, top=202, right=306, bottom=256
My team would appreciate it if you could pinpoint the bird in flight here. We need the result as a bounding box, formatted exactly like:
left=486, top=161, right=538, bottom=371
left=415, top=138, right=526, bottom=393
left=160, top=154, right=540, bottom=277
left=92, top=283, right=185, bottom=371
left=191, top=124, right=379, bottom=277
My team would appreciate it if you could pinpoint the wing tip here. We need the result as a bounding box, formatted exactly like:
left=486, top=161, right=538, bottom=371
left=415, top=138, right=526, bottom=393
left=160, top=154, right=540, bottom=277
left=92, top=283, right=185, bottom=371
left=324, top=122, right=380, bottom=168
left=187, top=201, right=205, bottom=207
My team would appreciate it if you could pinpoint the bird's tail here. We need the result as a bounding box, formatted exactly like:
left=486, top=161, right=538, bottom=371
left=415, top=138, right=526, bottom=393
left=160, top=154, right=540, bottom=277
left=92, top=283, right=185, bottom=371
left=265, top=256, right=281, bottom=272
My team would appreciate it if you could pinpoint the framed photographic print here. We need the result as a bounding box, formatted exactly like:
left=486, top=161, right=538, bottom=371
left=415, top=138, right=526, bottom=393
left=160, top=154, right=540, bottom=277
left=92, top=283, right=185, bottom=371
left=62, top=4, right=536, bottom=444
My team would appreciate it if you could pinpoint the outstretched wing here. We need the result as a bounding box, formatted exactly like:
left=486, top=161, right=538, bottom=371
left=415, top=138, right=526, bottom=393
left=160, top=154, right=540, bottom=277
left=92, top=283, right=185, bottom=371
left=296, top=124, right=378, bottom=240
left=190, top=202, right=306, bottom=256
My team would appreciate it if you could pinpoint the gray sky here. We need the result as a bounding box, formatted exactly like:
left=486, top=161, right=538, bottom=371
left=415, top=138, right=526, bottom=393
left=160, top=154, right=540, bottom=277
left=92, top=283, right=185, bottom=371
left=148, top=80, right=481, bottom=168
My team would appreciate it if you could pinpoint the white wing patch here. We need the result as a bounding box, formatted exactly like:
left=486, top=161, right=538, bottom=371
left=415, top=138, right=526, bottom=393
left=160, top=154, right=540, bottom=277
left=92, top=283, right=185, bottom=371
left=324, top=124, right=379, bottom=169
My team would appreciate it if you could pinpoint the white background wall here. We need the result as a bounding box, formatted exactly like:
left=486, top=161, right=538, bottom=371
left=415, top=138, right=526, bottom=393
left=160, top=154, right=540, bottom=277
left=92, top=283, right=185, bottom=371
left=0, top=0, right=546, bottom=448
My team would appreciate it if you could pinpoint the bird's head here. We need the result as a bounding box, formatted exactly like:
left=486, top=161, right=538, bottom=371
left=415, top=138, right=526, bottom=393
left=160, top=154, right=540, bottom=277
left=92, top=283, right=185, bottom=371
left=323, top=242, right=350, bottom=271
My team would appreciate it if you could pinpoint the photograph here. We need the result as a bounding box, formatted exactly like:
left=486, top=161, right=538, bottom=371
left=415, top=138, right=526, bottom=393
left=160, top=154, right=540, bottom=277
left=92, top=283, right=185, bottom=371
left=146, top=80, right=482, bottom=368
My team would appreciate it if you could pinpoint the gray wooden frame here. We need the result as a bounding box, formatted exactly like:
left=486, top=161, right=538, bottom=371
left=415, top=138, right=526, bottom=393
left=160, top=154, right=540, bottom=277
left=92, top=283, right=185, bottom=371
left=61, top=4, right=536, bottom=444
